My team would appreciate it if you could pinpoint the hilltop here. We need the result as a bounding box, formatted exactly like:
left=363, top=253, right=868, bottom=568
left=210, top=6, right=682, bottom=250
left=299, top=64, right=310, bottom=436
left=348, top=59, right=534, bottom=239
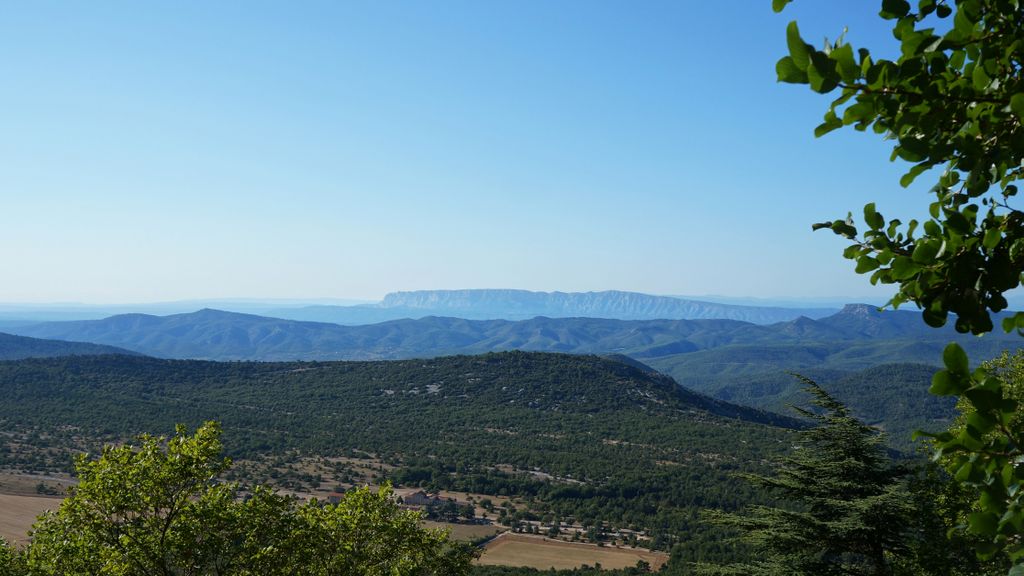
left=0, top=351, right=792, bottom=458
left=8, top=303, right=1015, bottom=444
left=0, top=332, right=139, bottom=360
left=0, top=351, right=794, bottom=557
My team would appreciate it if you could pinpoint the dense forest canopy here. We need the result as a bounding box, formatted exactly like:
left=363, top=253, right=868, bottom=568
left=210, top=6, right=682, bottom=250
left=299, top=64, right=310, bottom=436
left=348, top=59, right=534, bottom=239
left=0, top=352, right=794, bottom=560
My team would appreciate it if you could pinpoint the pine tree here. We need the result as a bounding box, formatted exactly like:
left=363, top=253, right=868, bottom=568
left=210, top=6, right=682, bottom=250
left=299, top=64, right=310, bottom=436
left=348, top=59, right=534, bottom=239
left=697, top=377, right=912, bottom=576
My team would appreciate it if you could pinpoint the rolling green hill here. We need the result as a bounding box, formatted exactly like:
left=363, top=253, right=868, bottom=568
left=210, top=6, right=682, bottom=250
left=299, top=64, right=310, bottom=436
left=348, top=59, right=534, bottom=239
left=11, top=304, right=1016, bottom=364
left=0, top=351, right=794, bottom=558
left=8, top=304, right=1017, bottom=446
left=642, top=335, right=1012, bottom=448
left=671, top=362, right=954, bottom=450
left=0, top=351, right=792, bottom=464
left=0, top=332, right=139, bottom=360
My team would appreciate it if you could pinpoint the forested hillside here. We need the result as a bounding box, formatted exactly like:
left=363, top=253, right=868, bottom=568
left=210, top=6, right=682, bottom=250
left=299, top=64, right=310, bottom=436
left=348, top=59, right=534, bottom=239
left=9, top=304, right=1015, bottom=444
left=681, top=362, right=954, bottom=451
left=0, top=351, right=793, bottom=558
left=0, top=332, right=138, bottom=360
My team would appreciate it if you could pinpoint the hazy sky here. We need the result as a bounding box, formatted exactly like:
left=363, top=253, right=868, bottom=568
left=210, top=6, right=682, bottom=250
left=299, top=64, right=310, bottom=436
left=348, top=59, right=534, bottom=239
left=1, top=2, right=930, bottom=303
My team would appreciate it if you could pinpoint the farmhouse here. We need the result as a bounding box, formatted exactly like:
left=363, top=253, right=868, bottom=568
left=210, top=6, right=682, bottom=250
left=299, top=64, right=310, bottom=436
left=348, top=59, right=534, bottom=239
left=402, top=490, right=445, bottom=507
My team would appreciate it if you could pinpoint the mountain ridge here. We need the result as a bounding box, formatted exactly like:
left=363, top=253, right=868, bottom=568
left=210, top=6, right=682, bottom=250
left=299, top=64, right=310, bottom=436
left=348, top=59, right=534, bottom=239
left=8, top=306, right=1007, bottom=449
left=10, top=303, right=1013, bottom=364
left=265, top=289, right=839, bottom=325
left=0, top=332, right=140, bottom=360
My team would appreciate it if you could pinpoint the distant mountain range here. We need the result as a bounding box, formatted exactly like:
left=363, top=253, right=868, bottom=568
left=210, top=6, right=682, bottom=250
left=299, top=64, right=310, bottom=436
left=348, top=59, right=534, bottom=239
left=263, top=289, right=838, bottom=324
left=0, top=299, right=372, bottom=323
left=9, top=303, right=1016, bottom=365
left=7, top=304, right=1014, bottom=449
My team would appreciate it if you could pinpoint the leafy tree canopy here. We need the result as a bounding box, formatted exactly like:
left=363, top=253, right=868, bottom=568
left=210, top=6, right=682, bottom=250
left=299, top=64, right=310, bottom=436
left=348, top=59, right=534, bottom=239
left=777, top=0, right=1024, bottom=335
left=16, top=422, right=473, bottom=576
left=0, top=540, right=23, bottom=576
left=773, top=0, right=1024, bottom=569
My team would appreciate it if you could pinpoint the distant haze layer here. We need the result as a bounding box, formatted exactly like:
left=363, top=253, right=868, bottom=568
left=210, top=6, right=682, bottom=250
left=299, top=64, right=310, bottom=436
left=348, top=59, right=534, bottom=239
left=264, top=289, right=838, bottom=325
left=0, top=289, right=836, bottom=325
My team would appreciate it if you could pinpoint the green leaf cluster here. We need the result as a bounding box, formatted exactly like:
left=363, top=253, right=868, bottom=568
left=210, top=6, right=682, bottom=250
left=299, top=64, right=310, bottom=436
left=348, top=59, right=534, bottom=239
left=925, top=349, right=1024, bottom=567
left=777, top=0, right=1024, bottom=335
left=776, top=0, right=1024, bottom=569
left=0, top=540, right=24, bottom=576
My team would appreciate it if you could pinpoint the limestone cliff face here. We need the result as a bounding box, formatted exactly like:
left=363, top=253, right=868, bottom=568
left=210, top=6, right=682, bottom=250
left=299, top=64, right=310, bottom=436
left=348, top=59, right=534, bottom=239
left=379, top=289, right=835, bottom=323
left=820, top=303, right=943, bottom=338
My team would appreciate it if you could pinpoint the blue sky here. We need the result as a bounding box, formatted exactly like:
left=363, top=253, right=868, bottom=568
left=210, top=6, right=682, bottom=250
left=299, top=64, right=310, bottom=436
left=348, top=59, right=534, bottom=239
left=0, top=2, right=930, bottom=303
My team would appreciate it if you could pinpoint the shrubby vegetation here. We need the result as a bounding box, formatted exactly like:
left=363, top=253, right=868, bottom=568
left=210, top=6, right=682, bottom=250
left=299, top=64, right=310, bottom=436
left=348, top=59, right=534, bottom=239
left=1, top=350, right=1013, bottom=572
left=1, top=422, right=472, bottom=576
left=966, top=351, right=1024, bottom=435
left=0, top=352, right=793, bottom=558
left=0, top=539, right=23, bottom=576
left=0, top=333, right=133, bottom=361
left=680, top=362, right=956, bottom=451
left=471, top=379, right=1017, bottom=574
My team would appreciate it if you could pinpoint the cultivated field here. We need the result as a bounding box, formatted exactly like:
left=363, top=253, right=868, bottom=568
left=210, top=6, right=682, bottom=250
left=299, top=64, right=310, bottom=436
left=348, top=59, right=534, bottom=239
left=0, top=493, right=61, bottom=544
left=0, top=471, right=74, bottom=496
left=0, top=471, right=73, bottom=543
left=476, top=533, right=669, bottom=570
left=423, top=520, right=502, bottom=541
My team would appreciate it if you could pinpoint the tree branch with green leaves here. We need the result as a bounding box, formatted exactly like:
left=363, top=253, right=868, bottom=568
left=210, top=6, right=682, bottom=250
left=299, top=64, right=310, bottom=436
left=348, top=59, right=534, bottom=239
left=17, top=422, right=474, bottom=576
left=774, top=0, right=1023, bottom=570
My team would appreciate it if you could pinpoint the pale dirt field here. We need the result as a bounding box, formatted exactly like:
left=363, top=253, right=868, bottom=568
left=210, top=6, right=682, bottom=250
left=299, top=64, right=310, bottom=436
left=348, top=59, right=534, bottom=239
left=0, top=494, right=62, bottom=544
left=476, top=532, right=669, bottom=570
left=422, top=520, right=502, bottom=541
left=0, top=471, right=75, bottom=495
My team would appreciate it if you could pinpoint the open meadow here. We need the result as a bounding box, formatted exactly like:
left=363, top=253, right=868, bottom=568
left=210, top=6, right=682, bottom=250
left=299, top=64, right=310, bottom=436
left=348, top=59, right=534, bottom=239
left=476, top=533, right=668, bottom=571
